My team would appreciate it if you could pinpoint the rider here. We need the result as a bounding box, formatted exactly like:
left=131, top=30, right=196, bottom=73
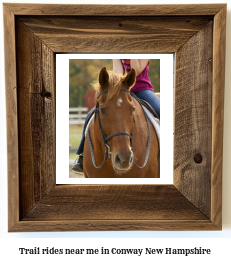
left=72, top=59, right=160, bottom=172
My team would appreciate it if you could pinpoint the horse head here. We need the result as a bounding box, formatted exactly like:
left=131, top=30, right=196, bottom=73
left=95, top=67, right=137, bottom=174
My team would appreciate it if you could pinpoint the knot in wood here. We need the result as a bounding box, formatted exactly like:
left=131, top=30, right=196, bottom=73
left=194, top=153, right=203, bottom=164
left=40, top=90, right=52, bottom=99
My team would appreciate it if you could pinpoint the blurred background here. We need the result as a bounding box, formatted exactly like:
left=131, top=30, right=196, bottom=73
left=69, top=59, right=160, bottom=177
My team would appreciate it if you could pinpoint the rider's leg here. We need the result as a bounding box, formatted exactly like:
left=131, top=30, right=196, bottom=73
left=134, top=89, right=160, bottom=119
left=72, top=107, right=95, bottom=172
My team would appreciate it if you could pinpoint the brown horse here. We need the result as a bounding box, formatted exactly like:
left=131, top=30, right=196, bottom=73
left=83, top=67, right=160, bottom=178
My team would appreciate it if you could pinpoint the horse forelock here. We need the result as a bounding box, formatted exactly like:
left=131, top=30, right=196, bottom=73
left=107, top=73, right=122, bottom=100
left=92, top=71, right=125, bottom=102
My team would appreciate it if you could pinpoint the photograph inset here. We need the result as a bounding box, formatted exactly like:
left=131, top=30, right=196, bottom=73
left=69, top=59, right=160, bottom=178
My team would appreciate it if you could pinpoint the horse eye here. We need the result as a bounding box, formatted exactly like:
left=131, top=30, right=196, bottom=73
left=100, top=108, right=106, bottom=115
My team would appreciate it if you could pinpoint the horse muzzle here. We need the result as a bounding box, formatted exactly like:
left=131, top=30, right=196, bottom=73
left=113, top=150, right=134, bottom=172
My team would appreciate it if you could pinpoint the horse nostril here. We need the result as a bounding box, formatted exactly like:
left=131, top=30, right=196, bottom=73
left=115, top=154, right=121, bottom=166
left=115, top=152, right=133, bottom=167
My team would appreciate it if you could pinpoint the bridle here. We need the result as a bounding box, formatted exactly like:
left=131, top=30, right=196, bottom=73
left=87, top=89, right=151, bottom=169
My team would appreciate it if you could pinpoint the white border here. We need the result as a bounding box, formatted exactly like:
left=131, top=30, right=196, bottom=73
left=56, top=54, right=173, bottom=184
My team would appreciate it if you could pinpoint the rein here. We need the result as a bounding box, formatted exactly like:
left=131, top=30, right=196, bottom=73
left=87, top=89, right=151, bottom=169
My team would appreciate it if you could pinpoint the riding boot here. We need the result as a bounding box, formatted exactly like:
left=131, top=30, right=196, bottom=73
left=72, top=154, right=83, bottom=172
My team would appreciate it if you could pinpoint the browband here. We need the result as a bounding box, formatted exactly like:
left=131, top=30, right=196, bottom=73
left=97, top=88, right=130, bottom=99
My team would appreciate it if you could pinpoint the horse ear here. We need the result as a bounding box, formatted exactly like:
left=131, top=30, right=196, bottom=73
left=99, top=67, right=109, bottom=88
left=123, top=68, right=136, bottom=89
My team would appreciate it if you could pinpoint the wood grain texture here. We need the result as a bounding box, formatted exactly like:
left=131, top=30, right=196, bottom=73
left=174, top=22, right=213, bottom=218
left=3, top=3, right=226, bottom=232
left=3, top=3, right=225, bottom=16
left=3, top=4, right=19, bottom=231
left=11, top=220, right=219, bottom=232
left=18, top=16, right=213, bottom=53
left=16, top=20, right=56, bottom=219
left=13, top=185, right=219, bottom=232
left=211, top=5, right=226, bottom=228
left=22, top=185, right=207, bottom=221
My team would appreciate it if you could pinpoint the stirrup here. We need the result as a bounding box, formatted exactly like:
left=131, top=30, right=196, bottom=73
left=73, top=153, right=83, bottom=164
left=72, top=154, right=83, bottom=172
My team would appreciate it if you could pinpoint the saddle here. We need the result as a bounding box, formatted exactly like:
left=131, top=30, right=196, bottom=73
left=129, top=92, right=160, bottom=120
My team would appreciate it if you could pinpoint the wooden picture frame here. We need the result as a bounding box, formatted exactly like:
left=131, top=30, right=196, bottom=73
left=4, top=3, right=226, bottom=232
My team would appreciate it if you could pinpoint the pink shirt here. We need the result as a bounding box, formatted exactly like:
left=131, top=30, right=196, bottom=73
left=121, top=59, right=154, bottom=93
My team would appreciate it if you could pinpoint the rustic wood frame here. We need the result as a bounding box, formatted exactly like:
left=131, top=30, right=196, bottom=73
left=4, top=4, right=226, bottom=232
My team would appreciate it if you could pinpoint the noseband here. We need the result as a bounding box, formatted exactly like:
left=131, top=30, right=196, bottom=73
left=87, top=89, right=151, bottom=169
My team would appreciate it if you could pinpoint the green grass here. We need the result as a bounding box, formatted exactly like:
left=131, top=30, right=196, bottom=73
left=69, top=124, right=84, bottom=160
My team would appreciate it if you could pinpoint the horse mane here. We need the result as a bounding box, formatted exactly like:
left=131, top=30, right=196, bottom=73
left=91, top=71, right=126, bottom=101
